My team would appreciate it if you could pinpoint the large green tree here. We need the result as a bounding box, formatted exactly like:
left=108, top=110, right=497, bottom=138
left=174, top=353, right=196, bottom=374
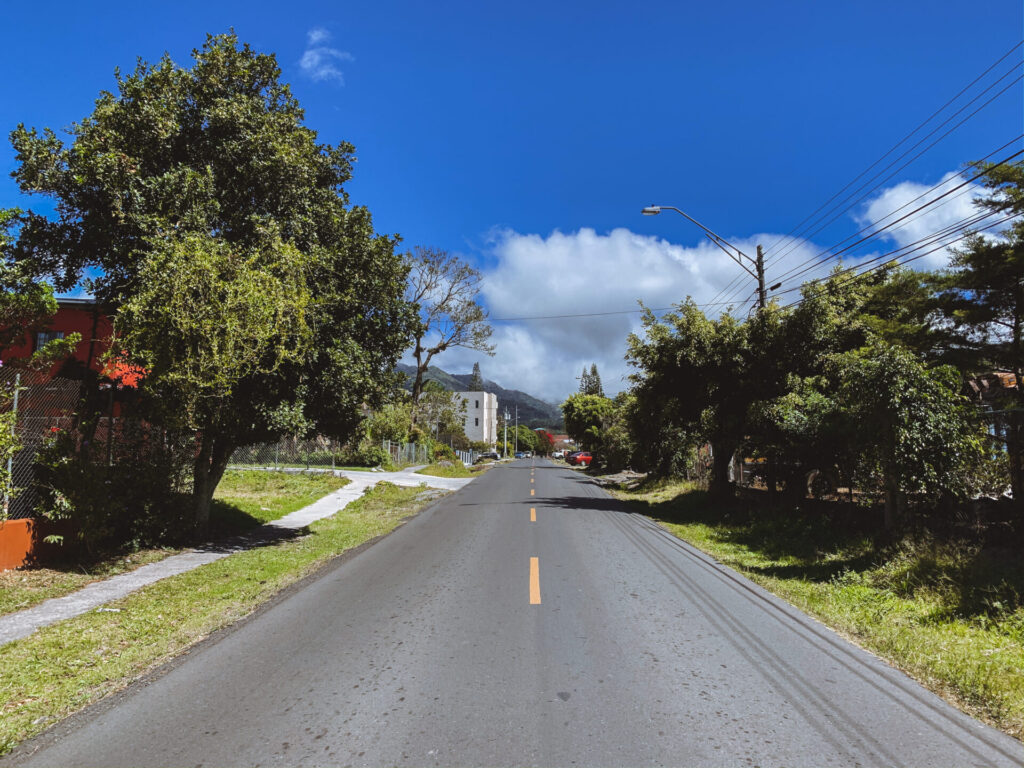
left=835, top=343, right=985, bottom=528
left=8, top=34, right=416, bottom=530
left=561, top=392, right=613, bottom=453
left=933, top=160, right=1024, bottom=500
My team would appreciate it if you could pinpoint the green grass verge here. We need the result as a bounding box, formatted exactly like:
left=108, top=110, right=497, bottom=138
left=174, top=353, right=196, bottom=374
left=609, top=478, right=1024, bottom=740
left=0, top=548, right=183, bottom=617
left=415, top=462, right=475, bottom=478
left=209, top=469, right=350, bottom=533
left=0, top=471, right=350, bottom=618
left=0, top=481, right=434, bottom=756
left=230, top=463, right=381, bottom=471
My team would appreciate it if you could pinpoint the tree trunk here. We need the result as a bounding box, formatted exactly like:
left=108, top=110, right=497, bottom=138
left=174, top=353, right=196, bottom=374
left=883, top=469, right=904, bottom=531
left=410, top=342, right=429, bottom=426
left=192, top=433, right=234, bottom=535
left=766, top=451, right=777, bottom=500
left=192, top=433, right=213, bottom=534
left=710, top=439, right=736, bottom=499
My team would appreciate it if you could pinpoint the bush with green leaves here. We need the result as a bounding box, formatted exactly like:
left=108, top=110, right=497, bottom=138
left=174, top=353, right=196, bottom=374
left=33, top=424, right=195, bottom=555
left=432, top=443, right=458, bottom=463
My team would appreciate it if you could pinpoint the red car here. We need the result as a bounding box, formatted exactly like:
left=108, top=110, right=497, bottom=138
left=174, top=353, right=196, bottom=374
left=568, top=451, right=592, bottom=466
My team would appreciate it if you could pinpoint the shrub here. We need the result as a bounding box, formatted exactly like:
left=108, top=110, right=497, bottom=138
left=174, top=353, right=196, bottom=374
left=340, top=442, right=390, bottom=468
left=34, top=423, right=194, bottom=555
left=432, top=443, right=457, bottom=462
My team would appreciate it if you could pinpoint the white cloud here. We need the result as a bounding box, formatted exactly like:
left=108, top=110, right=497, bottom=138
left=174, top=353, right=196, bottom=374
left=415, top=227, right=822, bottom=405
left=307, top=27, right=331, bottom=46
left=300, top=28, right=354, bottom=83
left=856, top=172, right=986, bottom=271
left=410, top=171, right=1005, bottom=408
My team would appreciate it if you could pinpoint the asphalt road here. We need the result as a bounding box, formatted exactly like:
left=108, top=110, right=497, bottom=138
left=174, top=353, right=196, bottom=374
left=9, top=459, right=1023, bottom=767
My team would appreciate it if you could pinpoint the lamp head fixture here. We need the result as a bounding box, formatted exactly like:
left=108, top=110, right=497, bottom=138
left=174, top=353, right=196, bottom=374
left=641, top=206, right=662, bottom=216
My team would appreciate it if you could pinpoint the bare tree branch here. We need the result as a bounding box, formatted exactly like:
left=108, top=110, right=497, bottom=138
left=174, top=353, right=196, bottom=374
left=406, top=246, right=494, bottom=422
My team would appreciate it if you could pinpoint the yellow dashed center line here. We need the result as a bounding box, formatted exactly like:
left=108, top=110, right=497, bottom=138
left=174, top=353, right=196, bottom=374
left=530, top=507, right=536, bottom=522
left=530, top=489, right=535, bottom=496
left=529, top=557, right=541, bottom=604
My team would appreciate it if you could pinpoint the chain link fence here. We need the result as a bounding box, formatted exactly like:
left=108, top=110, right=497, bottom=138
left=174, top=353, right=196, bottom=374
left=1, top=370, right=81, bottom=519
left=229, top=438, right=433, bottom=470
left=382, top=440, right=430, bottom=467
left=229, top=437, right=351, bottom=469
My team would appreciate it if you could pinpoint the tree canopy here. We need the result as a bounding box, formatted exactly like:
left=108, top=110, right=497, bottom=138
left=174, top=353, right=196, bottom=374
left=7, top=33, right=417, bottom=529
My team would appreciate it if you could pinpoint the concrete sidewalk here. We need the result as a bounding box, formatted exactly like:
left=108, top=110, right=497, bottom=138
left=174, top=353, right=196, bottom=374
left=0, top=466, right=473, bottom=647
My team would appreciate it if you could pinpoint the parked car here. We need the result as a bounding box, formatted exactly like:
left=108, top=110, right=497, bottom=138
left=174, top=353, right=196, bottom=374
left=477, top=451, right=499, bottom=461
left=564, top=451, right=582, bottom=463
left=568, top=451, right=592, bottom=467
left=551, top=450, right=564, bottom=459
left=514, top=451, right=526, bottom=458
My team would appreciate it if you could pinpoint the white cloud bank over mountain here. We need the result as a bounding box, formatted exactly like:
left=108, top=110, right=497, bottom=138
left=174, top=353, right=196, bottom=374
left=428, top=170, right=994, bottom=407
left=435, top=227, right=819, bottom=404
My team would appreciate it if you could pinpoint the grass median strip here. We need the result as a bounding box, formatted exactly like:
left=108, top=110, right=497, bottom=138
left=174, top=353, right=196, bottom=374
left=0, top=481, right=437, bottom=755
left=609, top=478, right=1024, bottom=741
left=0, top=470, right=350, bottom=618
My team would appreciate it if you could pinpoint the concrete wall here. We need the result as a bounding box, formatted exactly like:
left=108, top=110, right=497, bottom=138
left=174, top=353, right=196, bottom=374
left=455, top=391, right=498, bottom=445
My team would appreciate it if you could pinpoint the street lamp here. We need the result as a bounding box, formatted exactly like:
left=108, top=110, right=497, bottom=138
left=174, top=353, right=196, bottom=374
left=642, top=204, right=767, bottom=309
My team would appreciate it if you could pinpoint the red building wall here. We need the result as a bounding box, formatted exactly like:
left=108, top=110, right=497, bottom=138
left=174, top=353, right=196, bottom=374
left=3, top=298, right=114, bottom=377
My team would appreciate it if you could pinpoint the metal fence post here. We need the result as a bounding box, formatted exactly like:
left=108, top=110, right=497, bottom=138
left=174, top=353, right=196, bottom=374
left=5, top=373, right=20, bottom=515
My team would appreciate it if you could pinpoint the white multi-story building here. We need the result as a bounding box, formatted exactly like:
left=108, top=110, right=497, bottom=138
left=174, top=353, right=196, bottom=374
left=455, top=391, right=498, bottom=446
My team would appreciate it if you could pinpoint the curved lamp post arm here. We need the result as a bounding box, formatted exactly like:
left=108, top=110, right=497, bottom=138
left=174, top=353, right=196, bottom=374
left=642, top=205, right=757, bottom=278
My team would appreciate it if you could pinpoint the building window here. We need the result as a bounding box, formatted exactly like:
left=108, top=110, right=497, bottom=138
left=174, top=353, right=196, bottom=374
left=475, top=400, right=479, bottom=409
left=475, top=417, right=479, bottom=426
left=34, top=331, right=65, bottom=350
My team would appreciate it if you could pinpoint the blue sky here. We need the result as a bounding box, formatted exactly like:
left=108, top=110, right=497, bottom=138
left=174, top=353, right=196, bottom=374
left=2, top=1, right=1022, bottom=401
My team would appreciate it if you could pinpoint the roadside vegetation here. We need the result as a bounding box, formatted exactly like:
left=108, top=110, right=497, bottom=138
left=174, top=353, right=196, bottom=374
left=610, top=477, right=1024, bottom=739
left=0, top=471, right=349, bottom=617
left=0, top=481, right=436, bottom=756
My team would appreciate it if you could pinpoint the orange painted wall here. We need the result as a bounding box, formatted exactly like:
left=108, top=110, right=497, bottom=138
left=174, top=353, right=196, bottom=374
left=0, top=518, right=36, bottom=571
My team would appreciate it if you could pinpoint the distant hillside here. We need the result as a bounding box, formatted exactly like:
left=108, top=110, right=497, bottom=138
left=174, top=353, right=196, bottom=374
left=397, top=363, right=563, bottom=429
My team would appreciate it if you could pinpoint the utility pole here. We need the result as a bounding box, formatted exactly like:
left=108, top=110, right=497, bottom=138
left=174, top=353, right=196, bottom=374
left=643, top=205, right=770, bottom=313
left=643, top=204, right=775, bottom=496
left=514, top=405, right=519, bottom=455
left=503, top=408, right=510, bottom=458
left=755, top=244, right=766, bottom=310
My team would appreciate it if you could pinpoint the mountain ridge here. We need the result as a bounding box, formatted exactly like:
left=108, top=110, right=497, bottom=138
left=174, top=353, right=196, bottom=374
left=396, top=363, right=563, bottom=429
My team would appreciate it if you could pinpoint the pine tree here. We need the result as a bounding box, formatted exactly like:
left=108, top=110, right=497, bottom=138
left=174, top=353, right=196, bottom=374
left=578, top=366, right=591, bottom=394
left=579, top=363, right=604, bottom=396
left=468, top=362, right=485, bottom=390
left=589, top=363, right=604, bottom=397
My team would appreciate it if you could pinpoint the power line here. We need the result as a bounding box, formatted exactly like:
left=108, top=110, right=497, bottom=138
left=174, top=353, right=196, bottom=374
left=762, top=40, right=1024, bottom=263
left=771, top=207, right=1002, bottom=298
left=768, top=134, right=1023, bottom=285
left=490, top=298, right=737, bottom=322
left=779, top=213, right=1021, bottom=311
left=765, top=68, right=1024, bottom=269
left=768, top=148, right=1024, bottom=287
